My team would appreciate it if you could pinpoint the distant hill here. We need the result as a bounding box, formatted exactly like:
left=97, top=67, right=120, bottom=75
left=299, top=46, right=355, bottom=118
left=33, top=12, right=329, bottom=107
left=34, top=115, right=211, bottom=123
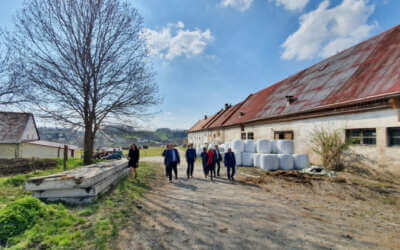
left=38, top=126, right=187, bottom=148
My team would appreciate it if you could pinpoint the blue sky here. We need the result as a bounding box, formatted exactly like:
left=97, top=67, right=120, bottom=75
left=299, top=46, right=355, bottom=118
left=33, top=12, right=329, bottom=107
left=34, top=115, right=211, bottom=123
left=1, top=0, right=399, bottom=130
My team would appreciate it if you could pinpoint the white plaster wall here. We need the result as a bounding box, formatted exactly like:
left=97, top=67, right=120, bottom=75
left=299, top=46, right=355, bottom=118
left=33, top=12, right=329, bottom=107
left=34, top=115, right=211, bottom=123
left=195, top=109, right=400, bottom=173
left=21, top=143, right=75, bottom=159
left=21, top=116, right=40, bottom=141
left=188, top=131, right=209, bottom=147
left=0, top=144, right=18, bottom=159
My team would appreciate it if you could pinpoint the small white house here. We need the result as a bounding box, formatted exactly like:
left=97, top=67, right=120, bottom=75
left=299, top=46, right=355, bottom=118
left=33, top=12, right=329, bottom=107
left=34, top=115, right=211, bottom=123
left=0, top=112, right=78, bottom=159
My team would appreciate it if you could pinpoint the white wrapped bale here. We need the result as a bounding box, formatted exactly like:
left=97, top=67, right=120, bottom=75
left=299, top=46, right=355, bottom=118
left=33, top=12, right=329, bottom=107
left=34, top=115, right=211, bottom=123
left=253, top=153, right=262, bottom=168
left=233, top=151, right=242, bottom=166
left=293, top=154, right=309, bottom=170
left=256, top=140, right=271, bottom=154
left=276, top=140, right=294, bottom=154
left=278, top=154, right=294, bottom=170
left=271, top=140, right=278, bottom=154
left=244, top=140, right=256, bottom=153
left=232, top=140, right=244, bottom=152
left=242, top=152, right=254, bottom=167
left=260, top=154, right=279, bottom=171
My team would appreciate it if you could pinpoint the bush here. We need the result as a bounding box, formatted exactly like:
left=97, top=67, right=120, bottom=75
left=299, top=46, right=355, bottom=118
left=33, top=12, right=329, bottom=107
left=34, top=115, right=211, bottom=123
left=310, top=128, right=349, bottom=171
left=3, top=175, right=28, bottom=187
left=0, top=197, right=45, bottom=244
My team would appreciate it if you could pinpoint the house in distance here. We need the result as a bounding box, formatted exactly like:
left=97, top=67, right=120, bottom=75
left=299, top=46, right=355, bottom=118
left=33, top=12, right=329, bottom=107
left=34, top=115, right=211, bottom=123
left=0, top=112, right=78, bottom=159
left=188, top=24, right=400, bottom=173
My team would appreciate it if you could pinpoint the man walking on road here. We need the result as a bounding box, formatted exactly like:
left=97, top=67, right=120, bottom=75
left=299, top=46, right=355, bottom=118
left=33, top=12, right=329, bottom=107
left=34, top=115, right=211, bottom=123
left=185, top=144, right=197, bottom=179
left=214, top=145, right=222, bottom=177
left=165, top=144, right=180, bottom=183
left=224, top=148, right=236, bottom=182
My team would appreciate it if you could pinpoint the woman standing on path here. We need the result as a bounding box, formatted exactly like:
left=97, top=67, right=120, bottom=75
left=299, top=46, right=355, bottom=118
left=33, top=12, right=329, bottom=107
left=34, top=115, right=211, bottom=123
left=206, top=148, right=215, bottom=181
left=200, top=148, right=209, bottom=178
left=128, top=144, right=140, bottom=179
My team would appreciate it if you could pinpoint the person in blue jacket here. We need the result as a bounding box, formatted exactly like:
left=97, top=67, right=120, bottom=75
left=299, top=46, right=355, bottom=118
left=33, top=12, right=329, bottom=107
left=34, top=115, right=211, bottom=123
left=200, top=147, right=209, bottom=178
left=185, top=144, right=197, bottom=179
left=214, top=145, right=222, bottom=177
left=224, top=148, right=236, bottom=182
left=164, top=144, right=180, bottom=183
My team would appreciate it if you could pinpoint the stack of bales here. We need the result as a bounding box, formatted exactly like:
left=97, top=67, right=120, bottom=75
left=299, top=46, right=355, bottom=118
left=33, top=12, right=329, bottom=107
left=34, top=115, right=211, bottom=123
left=222, top=139, right=309, bottom=171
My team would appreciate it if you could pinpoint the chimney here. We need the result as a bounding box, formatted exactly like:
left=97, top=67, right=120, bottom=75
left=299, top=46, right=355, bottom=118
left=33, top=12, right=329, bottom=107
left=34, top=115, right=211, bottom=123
left=285, top=96, right=297, bottom=105
left=225, top=103, right=230, bottom=109
left=204, top=115, right=208, bottom=120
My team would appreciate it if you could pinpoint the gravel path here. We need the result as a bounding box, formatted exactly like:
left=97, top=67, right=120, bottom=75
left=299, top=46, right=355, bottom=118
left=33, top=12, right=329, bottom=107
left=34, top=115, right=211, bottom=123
left=118, top=157, right=379, bottom=250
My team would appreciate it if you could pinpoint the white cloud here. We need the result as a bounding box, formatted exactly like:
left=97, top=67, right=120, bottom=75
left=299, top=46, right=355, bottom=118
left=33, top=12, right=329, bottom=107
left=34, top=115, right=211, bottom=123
left=270, top=0, right=309, bottom=11
left=144, top=22, right=214, bottom=60
left=281, top=0, right=376, bottom=60
left=220, top=0, right=253, bottom=12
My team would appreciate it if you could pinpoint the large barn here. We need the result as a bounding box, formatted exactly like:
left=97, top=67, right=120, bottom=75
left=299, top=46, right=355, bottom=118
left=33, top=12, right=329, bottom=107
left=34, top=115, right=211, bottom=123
left=0, top=112, right=78, bottom=159
left=188, top=25, right=400, bottom=173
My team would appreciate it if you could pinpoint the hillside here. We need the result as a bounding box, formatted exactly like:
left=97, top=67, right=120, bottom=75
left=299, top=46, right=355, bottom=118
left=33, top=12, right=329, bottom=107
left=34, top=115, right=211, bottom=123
left=38, top=126, right=187, bottom=148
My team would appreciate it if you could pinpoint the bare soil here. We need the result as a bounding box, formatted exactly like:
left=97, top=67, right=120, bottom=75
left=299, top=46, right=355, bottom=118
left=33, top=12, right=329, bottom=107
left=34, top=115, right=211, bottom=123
left=117, top=156, right=400, bottom=250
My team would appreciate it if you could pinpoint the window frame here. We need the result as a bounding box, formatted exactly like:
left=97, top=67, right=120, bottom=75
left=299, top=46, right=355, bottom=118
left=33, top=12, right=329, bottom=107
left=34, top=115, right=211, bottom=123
left=247, top=132, right=254, bottom=140
left=241, top=132, right=247, bottom=140
left=346, top=128, right=376, bottom=146
left=387, top=127, right=400, bottom=147
left=274, top=131, right=294, bottom=140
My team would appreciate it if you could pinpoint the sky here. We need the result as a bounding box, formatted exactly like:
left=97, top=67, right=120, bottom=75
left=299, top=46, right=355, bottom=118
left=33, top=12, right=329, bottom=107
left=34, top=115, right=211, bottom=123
left=1, top=0, right=399, bottom=130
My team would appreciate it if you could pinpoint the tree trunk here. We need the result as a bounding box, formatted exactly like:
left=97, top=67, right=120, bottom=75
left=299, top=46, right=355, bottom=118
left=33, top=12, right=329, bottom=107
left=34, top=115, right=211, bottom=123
left=83, top=124, right=95, bottom=165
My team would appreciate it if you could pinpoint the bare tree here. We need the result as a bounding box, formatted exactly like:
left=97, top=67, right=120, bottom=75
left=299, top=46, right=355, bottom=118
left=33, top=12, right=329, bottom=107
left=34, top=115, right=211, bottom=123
left=7, top=0, right=159, bottom=164
left=0, top=37, right=25, bottom=105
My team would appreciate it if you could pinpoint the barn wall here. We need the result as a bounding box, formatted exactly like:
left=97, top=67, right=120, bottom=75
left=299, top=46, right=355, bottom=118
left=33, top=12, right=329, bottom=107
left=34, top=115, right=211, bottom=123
left=0, top=144, right=19, bottom=159
left=188, top=130, right=209, bottom=148
left=20, top=143, right=75, bottom=159
left=190, top=108, right=400, bottom=173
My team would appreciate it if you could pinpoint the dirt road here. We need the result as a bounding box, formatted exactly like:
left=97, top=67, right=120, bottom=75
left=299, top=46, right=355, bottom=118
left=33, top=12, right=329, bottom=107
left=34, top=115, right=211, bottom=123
left=118, top=157, right=396, bottom=250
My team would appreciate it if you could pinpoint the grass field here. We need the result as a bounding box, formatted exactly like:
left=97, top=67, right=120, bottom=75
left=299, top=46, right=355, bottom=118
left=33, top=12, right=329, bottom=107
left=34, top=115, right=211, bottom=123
left=123, top=146, right=166, bottom=157
left=0, top=159, right=161, bottom=249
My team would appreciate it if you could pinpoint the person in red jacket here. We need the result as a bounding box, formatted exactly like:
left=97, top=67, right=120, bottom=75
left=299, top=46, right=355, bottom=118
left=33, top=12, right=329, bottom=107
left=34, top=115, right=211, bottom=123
left=206, top=148, right=215, bottom=181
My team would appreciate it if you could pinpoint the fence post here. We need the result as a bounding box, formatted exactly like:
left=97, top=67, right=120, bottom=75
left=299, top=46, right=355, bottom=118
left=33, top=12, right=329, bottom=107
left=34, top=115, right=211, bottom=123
left=63, top=145, right=68, bottom=171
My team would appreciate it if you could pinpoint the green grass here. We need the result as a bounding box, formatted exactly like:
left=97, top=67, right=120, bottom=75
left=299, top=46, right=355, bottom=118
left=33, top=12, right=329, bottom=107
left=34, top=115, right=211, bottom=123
left=0, top=160, right=161, bottom=249
left=123, top=146, right=165, bottom=157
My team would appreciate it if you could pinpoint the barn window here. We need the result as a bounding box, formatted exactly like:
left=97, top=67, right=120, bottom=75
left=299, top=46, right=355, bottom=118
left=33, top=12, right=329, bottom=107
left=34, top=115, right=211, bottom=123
left=274, top=131, right=294, bottom=140
left=388, top=127, right=400, bottom=146
left=247, top=132, right=254, bottom=140
left=346, top=129, right=376, bottom=145
left=241, top=133, right=247, bottom=140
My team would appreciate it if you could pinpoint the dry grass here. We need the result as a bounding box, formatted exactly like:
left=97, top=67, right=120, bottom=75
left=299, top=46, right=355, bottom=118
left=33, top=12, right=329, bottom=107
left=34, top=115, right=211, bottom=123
left=236, top=166, right=400, bottom=249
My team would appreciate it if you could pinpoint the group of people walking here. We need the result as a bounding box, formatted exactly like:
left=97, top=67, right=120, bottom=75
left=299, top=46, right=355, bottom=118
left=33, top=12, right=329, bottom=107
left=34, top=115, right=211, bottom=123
left=162, top=144, right=237, bottom=183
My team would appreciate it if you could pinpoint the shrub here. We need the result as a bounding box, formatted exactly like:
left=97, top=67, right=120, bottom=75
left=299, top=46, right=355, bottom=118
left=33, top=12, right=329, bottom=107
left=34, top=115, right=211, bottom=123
left=0, top=197, right=45, bottom=244
left=310, top=128, right=349, bottom=171
left=3, top=175, right=28, bottom=187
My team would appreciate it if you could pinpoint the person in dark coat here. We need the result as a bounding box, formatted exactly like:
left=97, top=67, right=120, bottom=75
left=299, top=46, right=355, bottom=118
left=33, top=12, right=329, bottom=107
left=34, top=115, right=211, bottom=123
left=164, top=144, right=180, bottom=183
left=185, top=144, right=197, bottom=179
left=207, top=148, right=215, bottom=181
left=128, top=144, right=140, bottom=179
left=200, top=147, right=208, bottom=178
left=214, top=145, right=222, bottom=177
left=162, top=145, right=168, bottom=177
left=224, top=148, right=236, bottom=182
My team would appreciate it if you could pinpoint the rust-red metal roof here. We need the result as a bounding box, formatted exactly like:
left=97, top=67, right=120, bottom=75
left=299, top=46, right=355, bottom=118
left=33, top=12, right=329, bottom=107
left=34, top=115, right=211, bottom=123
left=188, top=113, right=218, bottom=132
left=191, top=24, right=400, bottom=131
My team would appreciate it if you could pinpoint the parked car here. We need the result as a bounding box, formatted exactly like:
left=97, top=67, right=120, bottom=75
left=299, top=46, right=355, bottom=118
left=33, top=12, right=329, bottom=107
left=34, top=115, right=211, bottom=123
left=101, top=153, right=122, bottom=160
